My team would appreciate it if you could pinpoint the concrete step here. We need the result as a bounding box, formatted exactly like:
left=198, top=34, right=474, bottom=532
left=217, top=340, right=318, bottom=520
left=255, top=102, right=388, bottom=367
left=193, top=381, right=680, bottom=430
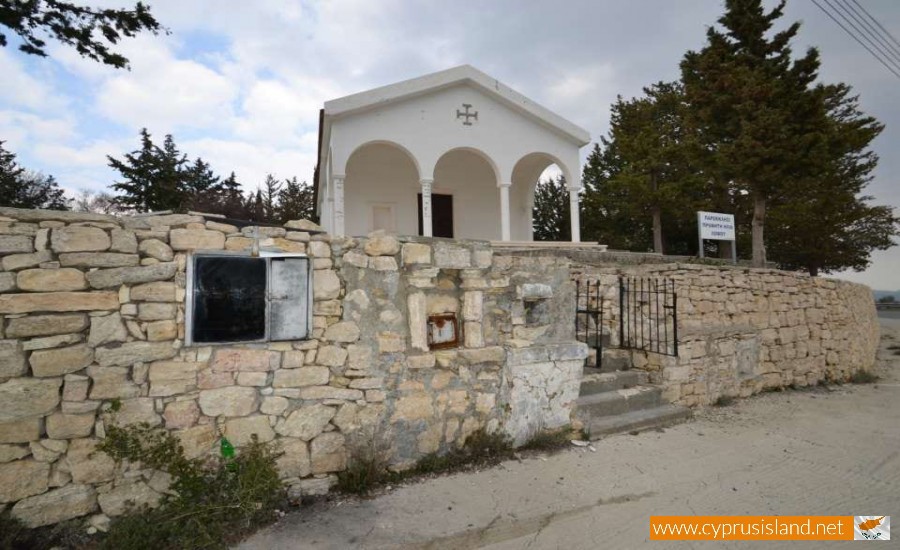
left=585, top=404, right=693, bottom=439
left=580, top=369, right=648, bottom=396
left=575, top=385, right=663, bottom=419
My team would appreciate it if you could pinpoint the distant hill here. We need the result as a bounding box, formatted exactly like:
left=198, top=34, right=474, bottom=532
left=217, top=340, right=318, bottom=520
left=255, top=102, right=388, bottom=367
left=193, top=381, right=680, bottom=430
left=873, top=289, right=900, bottom=301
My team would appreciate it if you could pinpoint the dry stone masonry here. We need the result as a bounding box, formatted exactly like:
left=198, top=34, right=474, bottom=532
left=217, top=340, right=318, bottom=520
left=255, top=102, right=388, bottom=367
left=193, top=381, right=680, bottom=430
left=0, top=207, right=586, bottom=529
left=573, top=263, right=879, bottom=407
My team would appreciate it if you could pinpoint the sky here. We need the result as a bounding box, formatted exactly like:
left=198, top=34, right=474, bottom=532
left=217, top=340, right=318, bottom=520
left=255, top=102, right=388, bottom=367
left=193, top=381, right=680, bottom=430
left=1, top=0, right=898, bottom=289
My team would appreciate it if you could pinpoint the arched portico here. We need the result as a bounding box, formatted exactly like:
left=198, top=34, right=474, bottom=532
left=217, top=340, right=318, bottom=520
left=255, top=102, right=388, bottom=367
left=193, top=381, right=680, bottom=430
left=511, top=153, right=581, bottom=242
left=317, top=65, right=591, bottom=242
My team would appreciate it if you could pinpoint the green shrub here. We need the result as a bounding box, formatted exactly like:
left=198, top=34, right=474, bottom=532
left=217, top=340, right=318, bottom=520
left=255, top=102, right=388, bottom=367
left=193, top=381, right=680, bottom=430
left=713, top=395, right=735, bottom=407
left=0, top=509, right=91, bottom=550
left=98, top=423, right=285, bottom=550
left=849, top=370, right=879, bottom=384
left=519, top=426, right=573, bottom=451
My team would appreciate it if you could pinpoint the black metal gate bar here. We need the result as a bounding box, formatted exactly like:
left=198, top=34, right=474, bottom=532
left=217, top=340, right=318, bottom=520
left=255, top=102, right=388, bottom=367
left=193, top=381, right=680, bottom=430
left=618, top=276, right=678, bottom=357
left=575, top=279, right=604, bottom=367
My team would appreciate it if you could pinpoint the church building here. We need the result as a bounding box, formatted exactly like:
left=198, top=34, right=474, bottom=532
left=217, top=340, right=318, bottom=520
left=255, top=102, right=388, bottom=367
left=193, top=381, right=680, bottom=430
left=314, top=65, right=591, bottom=242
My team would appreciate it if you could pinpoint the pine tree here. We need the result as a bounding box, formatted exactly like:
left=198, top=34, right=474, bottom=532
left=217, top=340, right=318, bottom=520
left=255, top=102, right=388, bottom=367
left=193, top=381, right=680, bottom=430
left=0, top=141, right=69, bottom=210
left=278, top=177, right=316, bottom=224
left=532, top=176, right=571, bottom=241
left=259, top=174, right=282, bottom=224
left=182, top=157, right=222, bottom=213
left=767, top=84, right=898, bottom=275
left=681, top=0, right=821, bottom=267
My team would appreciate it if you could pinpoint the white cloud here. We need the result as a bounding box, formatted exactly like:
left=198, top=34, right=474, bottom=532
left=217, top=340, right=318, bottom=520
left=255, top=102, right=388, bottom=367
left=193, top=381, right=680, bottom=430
left=95, top=37, right=238, bottom=133
left=183, top=138, right=317, bottom=190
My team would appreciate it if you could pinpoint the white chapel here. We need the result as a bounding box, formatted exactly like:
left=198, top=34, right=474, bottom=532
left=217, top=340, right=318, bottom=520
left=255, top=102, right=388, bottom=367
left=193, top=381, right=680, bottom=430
left=314, top=65, right=591, bottom=242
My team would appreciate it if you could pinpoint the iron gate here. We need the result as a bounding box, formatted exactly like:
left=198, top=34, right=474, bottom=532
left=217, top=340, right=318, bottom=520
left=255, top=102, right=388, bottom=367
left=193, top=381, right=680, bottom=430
left=575, top=277, right=678, bottom=367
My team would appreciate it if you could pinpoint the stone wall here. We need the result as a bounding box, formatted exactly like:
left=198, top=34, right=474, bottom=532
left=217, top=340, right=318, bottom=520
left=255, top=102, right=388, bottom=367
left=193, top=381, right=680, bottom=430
left=572, top=263, right=880, bottom=407
left=0, top=207, right=586, bottom=528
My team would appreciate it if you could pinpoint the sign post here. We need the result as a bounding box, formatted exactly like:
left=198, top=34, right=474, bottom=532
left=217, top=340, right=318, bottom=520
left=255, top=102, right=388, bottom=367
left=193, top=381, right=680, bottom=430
left=697, top=211, right=737, bottom=264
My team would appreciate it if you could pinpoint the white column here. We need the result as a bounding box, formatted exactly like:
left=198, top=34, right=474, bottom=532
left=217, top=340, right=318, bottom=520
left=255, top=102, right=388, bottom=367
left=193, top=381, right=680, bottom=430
left=333, top=174, right=345, bottom=236
left=420, top=178, right=433, bottom=237
left=568, top=187, right=581, bottom=243
left=499, top=182, right=511, bottom=241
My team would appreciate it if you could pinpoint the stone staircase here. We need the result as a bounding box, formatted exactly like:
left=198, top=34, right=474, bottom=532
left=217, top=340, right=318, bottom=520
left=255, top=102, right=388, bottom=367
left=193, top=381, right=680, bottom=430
left=576, top=364, right=692, bottom=439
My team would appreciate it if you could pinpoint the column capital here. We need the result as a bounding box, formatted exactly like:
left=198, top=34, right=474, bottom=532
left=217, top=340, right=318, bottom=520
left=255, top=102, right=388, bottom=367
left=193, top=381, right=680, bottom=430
left=566, top=186, right=582, bottom=193
left=419, top=178, right=434, bottom=185
left=333, top=174, right=346, bottom=182
left=498, top=181, right=512, bottom=189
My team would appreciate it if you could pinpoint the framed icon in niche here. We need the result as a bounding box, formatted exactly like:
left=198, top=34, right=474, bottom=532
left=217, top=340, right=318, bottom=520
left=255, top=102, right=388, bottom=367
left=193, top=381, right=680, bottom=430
left=427, top=313, right=459, bottom=349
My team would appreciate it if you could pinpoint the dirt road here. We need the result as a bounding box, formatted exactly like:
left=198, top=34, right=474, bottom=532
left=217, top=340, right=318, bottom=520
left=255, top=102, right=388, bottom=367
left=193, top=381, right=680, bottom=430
left=239, top=319, right=900, bottom=549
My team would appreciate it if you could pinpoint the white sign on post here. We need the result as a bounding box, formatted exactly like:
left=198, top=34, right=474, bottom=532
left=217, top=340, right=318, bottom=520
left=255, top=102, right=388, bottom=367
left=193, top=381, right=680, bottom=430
left=697, top=211, right=737, bottom=263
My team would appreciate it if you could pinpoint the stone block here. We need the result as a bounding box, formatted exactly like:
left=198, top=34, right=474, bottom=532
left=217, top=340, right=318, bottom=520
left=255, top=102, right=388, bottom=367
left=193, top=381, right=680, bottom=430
left=464, top=321, right=484, bottom=348
left=0, top=291, right=119, bottom=314
left=408, top=292, right=428, bottom=352
left=347, top=345, right=373, bottom=370
left=343, top=251, right=368, bottom=268
left=46, top=413, right=95, bottom=439
left=88, top=313, right=127, bottom=346
left=0, top=272, right=14, bottom=293
left=0, top=418, right=41, bottom=444
left=407, top=354, right=436, bottom=369
left=236, top=372, right=268, bottom=386
left=433, top=244, right=471, bottom=268
left=138, top=238, right=174, bottom=261
left=462, top=291, right=483, bottom=321
left=51, top=226, right=109, bottom=252
left=198, top=386, right=258, bottom=417
left=520, top=283, right=553, bottom=300
left=401, top=242, right=431, bottom=265
left=175, top=424, right=217, bottom=459
left=1, top=250, right=51, bottom=271
left=98, top=481, right=162, bottom=517
left=112, top=398, right=161, bottom=427
left=11, top=484, right=96, bottom=528
left=324, top=321, right=360, bottom=343
left=273, top=367, right=330, bottom=388
left=211, top=348, right=280, bottom=372
left=59, top=253, right=139, bottom=268
left=0, top=235, right=33, bottom=254
left=0, top=377, right=62, bottom=421
left=377, top=332, right=405, bottom=353
left=62, top=375, right=88, bottom=402
left=163, top=400, right=199, bottom=429
left=313, top=270, right=341, bottom=300
left=371, top=256, right=398, bottom=271
left=275, top=438, right=310, bottom=478
left=86, top=262, right=177, bottom=289
left=276, top=404, right=335, bottom=440
left=310, top=432, right=346, bottom=474
left=95, top=341, right=176, bottom=367
left=364, top=234, right=400, bottom=256
left=458, top=346, right=506, bottom=364
left=225, top=236, right=253, bottom=251
left=87, top=366, right=139, bottom=399
left=224, top=415, right=275, bottom=446
left=146, top=320, right=177, bottom=341
left=0, top=459, right=49, bottom=503
left=169, top=229, right=225, bottom=251
left=284, top=219, right=321, bottom=231
left=0, top=340, right=26, bottom=379
left=110, top=228, right=137, bottom=253
left=66, top=438, right=116, bottom=484
left=129, top=281, right=176, bottom=302
left=391, top=394, right=433, bottom=422
left=297, top=386, right=363, bottom=401
left=260, top=396, right=289, bottom=416
left=16, top=268, right=87, bottom=292
left=0, top=444, right=29, bottom=463
left=137, top=302, right=176, bottom=321
left=316, top=345, right=348, bottom=367
left=148, top=361, right=201, bottom=397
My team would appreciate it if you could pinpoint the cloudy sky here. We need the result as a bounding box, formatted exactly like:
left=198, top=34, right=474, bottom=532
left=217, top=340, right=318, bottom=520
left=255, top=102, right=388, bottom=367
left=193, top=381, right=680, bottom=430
left=1, top=0, right=898, bottom=288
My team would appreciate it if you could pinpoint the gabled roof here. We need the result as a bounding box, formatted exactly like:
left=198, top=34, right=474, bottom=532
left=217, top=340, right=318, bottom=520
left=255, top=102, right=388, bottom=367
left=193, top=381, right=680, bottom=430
left=323, top=64, right=591, bottom=146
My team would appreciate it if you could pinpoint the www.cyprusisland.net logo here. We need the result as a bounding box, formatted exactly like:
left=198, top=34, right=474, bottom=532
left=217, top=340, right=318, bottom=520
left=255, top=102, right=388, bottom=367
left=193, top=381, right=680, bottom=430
left=854, top=516, right=890, bottom=541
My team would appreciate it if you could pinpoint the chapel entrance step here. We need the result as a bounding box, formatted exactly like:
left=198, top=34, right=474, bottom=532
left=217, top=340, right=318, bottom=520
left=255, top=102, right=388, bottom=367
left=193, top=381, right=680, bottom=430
left=576, top=368, right=692, bottom=439
left=584, top=404, right=693, bottom=439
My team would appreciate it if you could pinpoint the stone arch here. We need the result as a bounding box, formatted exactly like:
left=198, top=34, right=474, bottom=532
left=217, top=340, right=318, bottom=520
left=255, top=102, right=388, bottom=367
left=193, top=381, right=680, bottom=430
left=342, top=140, right=421, bottom=236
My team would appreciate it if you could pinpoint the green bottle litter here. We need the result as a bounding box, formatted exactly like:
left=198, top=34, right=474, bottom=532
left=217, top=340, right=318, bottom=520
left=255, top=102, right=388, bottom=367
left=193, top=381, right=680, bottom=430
left=220, top=436, right=235, bottom=459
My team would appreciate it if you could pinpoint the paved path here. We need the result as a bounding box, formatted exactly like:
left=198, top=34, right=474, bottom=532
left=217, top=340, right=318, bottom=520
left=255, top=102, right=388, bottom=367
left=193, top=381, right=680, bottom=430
left=239, top=320, right=900, bottom=550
